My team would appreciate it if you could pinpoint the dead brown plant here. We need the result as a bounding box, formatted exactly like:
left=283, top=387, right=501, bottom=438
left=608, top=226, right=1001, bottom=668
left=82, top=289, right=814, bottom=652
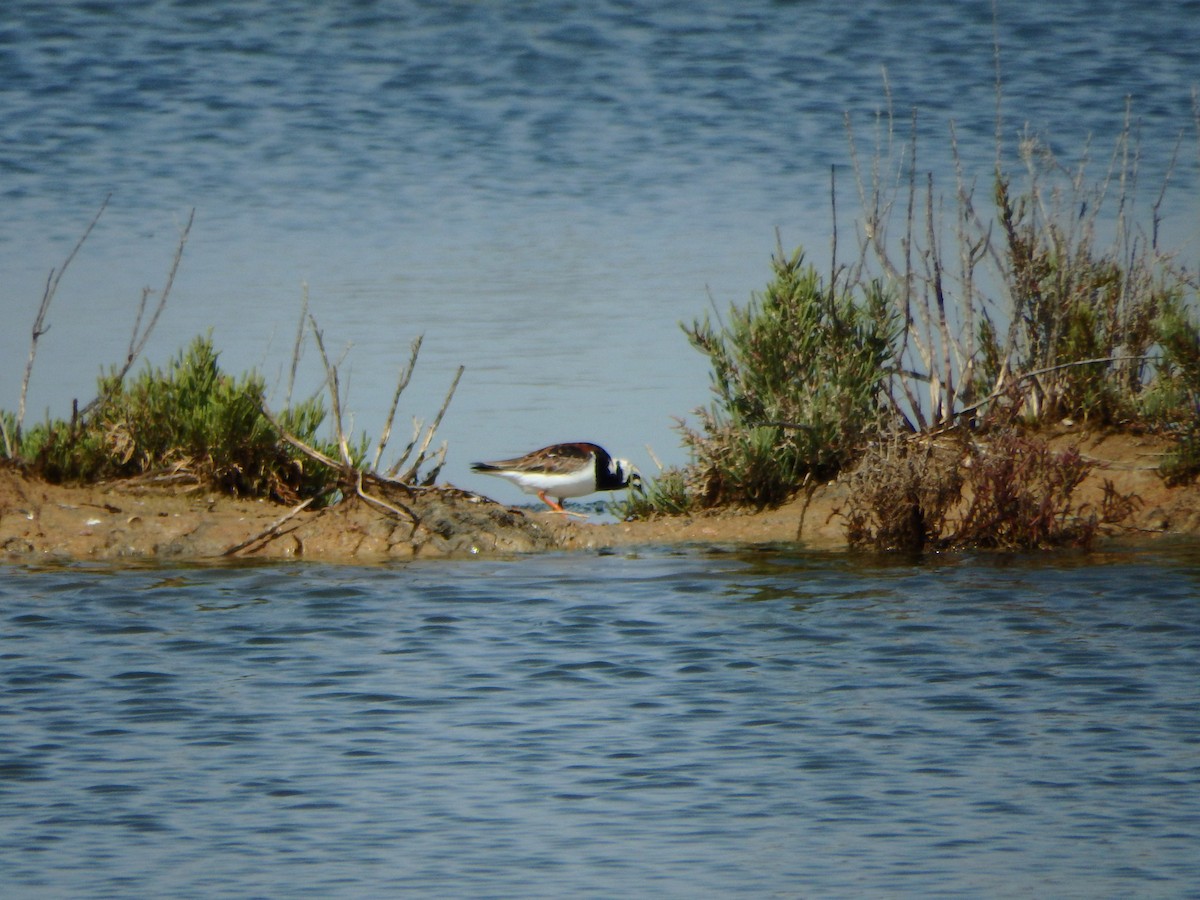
left=843, top=433, right=964, bottom=551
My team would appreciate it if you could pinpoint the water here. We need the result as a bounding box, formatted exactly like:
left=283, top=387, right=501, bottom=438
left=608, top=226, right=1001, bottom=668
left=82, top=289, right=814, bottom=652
left=2, top=546, right=1199, bottom=897
left=2, top=10, right=1200, bottom=893
left=1, top=0, right=1198, bottom=497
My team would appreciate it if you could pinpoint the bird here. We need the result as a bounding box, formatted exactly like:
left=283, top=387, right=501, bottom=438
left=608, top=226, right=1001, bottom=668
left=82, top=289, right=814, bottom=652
left=471, top=442, right=643, bottom=515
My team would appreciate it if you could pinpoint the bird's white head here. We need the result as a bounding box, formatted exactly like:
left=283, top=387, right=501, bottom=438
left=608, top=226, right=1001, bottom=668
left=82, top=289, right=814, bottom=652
left=610, top=458, right=644, bottom=492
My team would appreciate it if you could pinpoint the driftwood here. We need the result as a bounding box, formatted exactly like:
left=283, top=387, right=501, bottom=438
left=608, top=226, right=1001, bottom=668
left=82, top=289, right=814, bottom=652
left=223, top=496, right=315, bottom=556
left=260, top=402, right=421, bottom=530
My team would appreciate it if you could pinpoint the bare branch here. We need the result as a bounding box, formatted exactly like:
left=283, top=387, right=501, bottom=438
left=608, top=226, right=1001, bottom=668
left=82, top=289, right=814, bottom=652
left=223, top=497, right=316, bottom=556
left=15, top=194, right=110, bottom=441
left=387, top=418, right=423, bottom=481
left=355, top=470, right=419, bottom=527
left=829, top=163, right=839, bottom=303
left=391, top=364, right=463, bottom=483
left=125, top=209, right=194, bottom=373
left=926, top=172, right=956, bottom=423
left=287, top=283, right=310, bottom=407
left=262, top=401, right=343, bottom=471
left=77, top=207, right=195, bottom=421
left=372, top=334, right=424, bottom=471
left=306, top=312, right=353, bottom=468
left=948, top=355, right=1152, bottom=423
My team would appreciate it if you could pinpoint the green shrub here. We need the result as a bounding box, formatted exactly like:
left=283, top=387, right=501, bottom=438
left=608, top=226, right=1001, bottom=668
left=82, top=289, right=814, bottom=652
left=656, top=248, right=897, bottom=510
left=1152, top=299, right=1200, bottom=410
left=612, top=464, right=694, bottom=519
left=1131, top=296, right=1200, bottom=484
left=18, top=335, right=343, bottom=501
left=629, top=96, right=1199, bottom=530
left=987, top=176, right=1167, bottom=425
left=1160, top=425, right=1200, bottom=486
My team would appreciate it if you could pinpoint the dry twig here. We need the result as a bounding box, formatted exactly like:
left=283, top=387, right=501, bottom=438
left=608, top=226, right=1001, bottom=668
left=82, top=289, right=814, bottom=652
left=77, top=207, right=195, bottom=421
left=11, top=195, right=110, bottom=449
left=223, top=496, right=316, bottom=556
left=387, top=364, right=463, bottom=483
left=372, top=335, right=423, bottom=471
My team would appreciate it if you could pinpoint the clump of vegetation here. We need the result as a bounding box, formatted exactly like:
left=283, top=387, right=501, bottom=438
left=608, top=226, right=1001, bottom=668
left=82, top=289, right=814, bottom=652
left=950, top=432, right=1100, bottom=550
left=617, top=464, right=694, bottom=519
left=623, top=84, right=1199, bottom=548
left=845, top=430, right=1140, bottom=552
left=669, top=248, right=896, bottom=509
left=2, top=204, right=462, bottom=513
left=15, top=335, right=340, bottom=502
left=1160, top=426, right=1200, bottom=487
left=843, top=435, right=964, bottom=551
left=976, top=165, right=1168, bottom=425
left=1147, top=299, right=1200, bottom=485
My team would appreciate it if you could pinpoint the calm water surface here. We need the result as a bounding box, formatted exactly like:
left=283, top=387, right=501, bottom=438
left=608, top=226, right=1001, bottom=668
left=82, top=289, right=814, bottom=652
left=2, top=546, right=1199, bottom=897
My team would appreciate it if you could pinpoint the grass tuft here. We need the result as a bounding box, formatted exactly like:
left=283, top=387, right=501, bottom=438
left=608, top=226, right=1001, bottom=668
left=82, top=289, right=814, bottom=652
left=15, top=335, right=343, bottom=501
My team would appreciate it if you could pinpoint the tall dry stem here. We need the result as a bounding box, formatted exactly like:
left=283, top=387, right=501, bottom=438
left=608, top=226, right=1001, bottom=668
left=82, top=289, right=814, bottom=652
left=12, top=195, right=110, bottom=447
left=286, top=283, right=310, bottom=406
left=372, top=335, right=424, bottom=472
left=387, top=364, right=463, bottom=484
left=77, top=207, right=195, bottom=421
left=306, top=312, right=353, bottom=468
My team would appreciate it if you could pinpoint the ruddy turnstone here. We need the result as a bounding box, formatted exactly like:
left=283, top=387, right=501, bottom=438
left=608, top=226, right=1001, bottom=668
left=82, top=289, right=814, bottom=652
left=471, top=442, right=643, bottom=514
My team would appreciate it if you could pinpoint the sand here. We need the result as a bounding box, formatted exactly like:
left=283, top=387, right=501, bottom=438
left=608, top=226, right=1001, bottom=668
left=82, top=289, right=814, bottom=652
left=3, top=429, right=1198, bottom=563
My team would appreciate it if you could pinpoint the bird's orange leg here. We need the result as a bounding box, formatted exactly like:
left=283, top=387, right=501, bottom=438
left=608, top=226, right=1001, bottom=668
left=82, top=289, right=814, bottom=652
left=538, top=490, right=587, bottom=519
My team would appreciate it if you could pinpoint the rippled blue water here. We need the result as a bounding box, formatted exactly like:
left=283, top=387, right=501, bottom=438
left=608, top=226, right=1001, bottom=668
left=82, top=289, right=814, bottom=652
left=3, top=13, right=1200, bottom=890
left=2, top=547, right=1199, bottom=897
left=1, top=1, right=1198, bottom=493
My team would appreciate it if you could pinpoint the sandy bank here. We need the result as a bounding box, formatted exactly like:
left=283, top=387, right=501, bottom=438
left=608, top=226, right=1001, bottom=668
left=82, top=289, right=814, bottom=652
left=3, top=430, right=1199, bottom=563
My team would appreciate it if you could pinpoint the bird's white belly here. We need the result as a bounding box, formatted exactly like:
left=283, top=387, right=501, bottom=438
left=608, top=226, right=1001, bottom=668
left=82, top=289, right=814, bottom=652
left=507, top=467, right=595, bottom=499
